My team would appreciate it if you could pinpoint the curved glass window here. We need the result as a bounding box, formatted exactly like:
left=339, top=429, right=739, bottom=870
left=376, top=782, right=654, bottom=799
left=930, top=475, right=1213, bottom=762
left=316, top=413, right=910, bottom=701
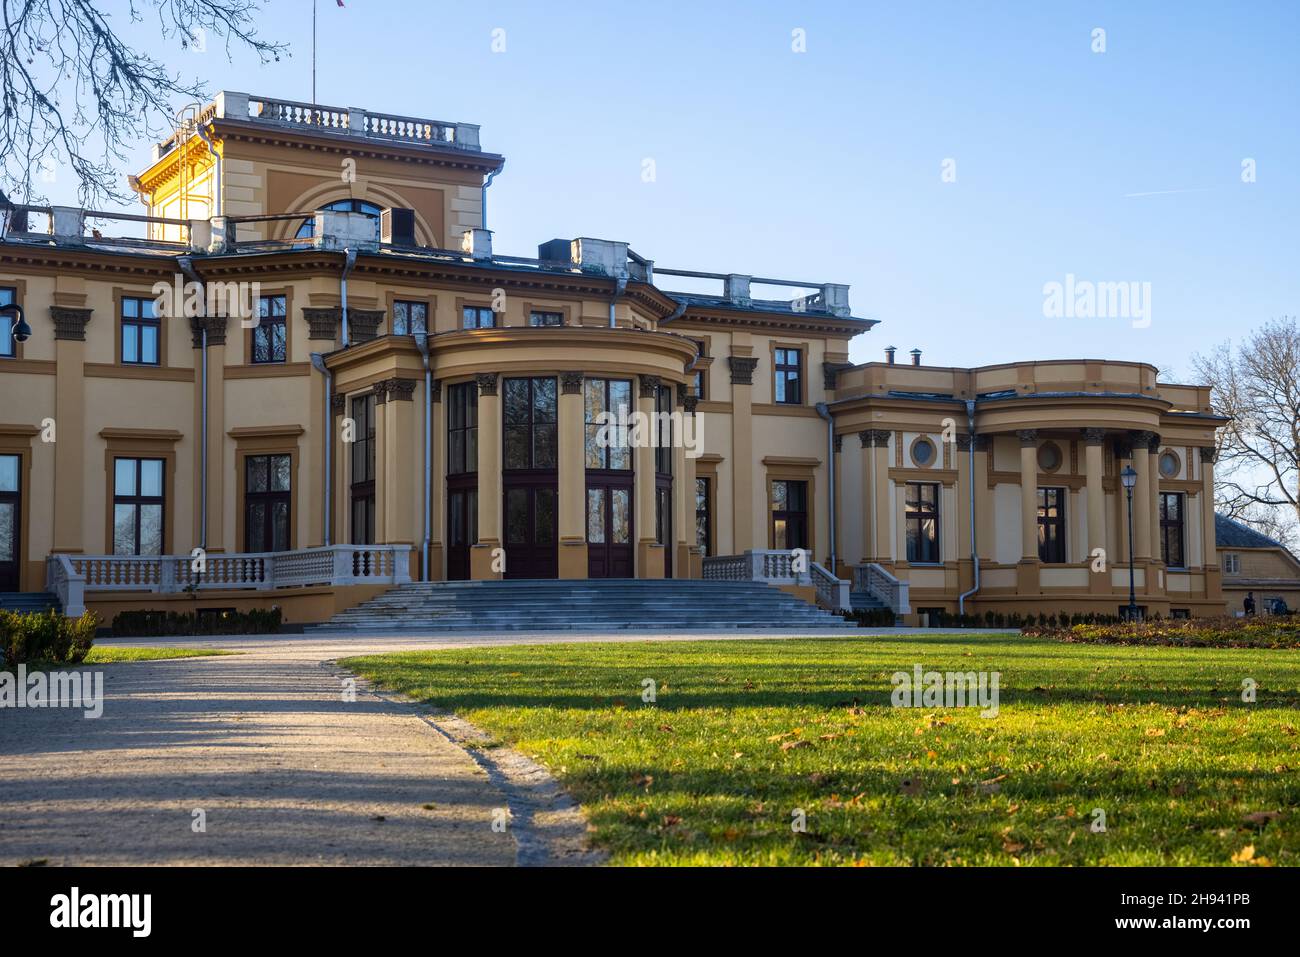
left=295, top=200, right=383, bottom=239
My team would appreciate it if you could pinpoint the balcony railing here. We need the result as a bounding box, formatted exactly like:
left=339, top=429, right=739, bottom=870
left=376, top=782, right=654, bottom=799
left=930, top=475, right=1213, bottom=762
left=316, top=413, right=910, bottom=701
left=45, top=545, right=411, bottom=613
left=702, top=549, right=851, bottom=612
left=853, top=563, right=911, bottom=615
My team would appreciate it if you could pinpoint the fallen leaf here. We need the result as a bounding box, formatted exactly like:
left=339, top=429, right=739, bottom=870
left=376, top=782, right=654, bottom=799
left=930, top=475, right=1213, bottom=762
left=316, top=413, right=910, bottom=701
left=1231, top=845, right=1256, bottom=863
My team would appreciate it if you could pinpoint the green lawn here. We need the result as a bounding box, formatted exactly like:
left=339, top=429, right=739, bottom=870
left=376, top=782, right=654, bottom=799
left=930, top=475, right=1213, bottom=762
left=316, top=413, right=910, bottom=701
left=82, top=646, right=237, bottom=663
left=344, top=634, right=1300, bottom=866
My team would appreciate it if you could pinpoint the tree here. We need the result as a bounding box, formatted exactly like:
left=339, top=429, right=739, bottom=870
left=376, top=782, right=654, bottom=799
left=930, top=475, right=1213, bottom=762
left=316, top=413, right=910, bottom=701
left=0, top=0, right=286, bottom=208
left=1192, top=316, right=1300, bottom=544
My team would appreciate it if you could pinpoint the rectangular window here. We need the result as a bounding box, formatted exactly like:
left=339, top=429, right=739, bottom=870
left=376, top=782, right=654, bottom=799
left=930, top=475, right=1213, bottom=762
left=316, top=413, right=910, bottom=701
left=447, top=382, right=479, bottom=474
left=1037, top=487, right=1066, bottom=564
left=695, top=477, right=711, bottom=556
left=0, top=286, right=16, bottom=357
left=528, top=310, right=563, bottom=327
left=1160, top=492, right=1186, bottom=568
left=391, top=300, right=427, bottom=336
left=349, top=394, right=376, bottom=544
left=252, top=295, right=287, bottom=363
left=1223, top=553, right=1241, bottom=575
left=113, top=458, right=164, bottom=556
left=121, top=296, right=160, bottom=365
left=245, top=454, right=291, bottom=552
left=692, top=340, right=708, bottom=400
left=770, top=479, right=808, bottom=551
left=503, top=377, right=557, bottom=470
left=462, top=305, right=495, bottom=329
left=584, top=378, right=632, bottom=470
left=655, top=384, right=673, bottom=475
left=905, top=482, right=941, bottom=564
left=774, top=347, right=803, bottom=404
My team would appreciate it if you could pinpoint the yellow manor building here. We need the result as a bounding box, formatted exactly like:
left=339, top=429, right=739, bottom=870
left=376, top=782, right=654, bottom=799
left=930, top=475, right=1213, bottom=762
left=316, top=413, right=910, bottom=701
left=0, top=92, right=1228, bottom=627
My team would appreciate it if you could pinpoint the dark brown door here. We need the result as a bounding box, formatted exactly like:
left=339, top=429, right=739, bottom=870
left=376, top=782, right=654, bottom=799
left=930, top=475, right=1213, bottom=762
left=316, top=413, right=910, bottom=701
left=504, top=482, right=557, bottom=578
left=656, top=480, right=672, bottom=578
left=447, top=484, right=476, bottom=581
left=0, top=454, right=19, bottom=591
left=586, top=477, right=633, bottom=578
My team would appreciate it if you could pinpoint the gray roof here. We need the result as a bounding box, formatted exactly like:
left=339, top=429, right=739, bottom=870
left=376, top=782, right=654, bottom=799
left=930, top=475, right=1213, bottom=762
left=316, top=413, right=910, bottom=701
left=1215, top=513, right=1287, bottom=550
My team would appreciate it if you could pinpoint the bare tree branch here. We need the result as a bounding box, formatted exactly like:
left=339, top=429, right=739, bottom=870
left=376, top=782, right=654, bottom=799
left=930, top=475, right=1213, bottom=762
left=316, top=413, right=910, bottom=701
left=0, top=0, right=286, bottom=207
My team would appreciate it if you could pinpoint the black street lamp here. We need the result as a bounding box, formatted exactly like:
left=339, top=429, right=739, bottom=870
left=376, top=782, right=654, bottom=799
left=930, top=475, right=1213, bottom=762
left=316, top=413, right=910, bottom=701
left=0, top=302, right=32, bottom=344
left=1121, top=464, right=1139, bottom=621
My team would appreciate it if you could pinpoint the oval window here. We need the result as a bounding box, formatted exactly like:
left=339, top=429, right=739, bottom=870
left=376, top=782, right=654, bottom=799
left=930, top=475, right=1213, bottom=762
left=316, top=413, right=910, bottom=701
left=912, top=438, right=935, bottom=466
left=1159, top=451, right=1180, bottom=478
left=1037, top=442, right=1062, bottom=472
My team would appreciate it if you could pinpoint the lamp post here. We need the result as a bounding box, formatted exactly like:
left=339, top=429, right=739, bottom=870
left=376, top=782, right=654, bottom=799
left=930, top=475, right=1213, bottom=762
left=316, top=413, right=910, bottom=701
left=0, top=302, right=32, bottom=345
left=1121, top=464, right=1139, bottom=621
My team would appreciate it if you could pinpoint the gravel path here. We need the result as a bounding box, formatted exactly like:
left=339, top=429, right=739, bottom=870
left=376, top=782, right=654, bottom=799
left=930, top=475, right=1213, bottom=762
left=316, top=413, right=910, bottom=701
left=0, top=628, right=865, bottom=866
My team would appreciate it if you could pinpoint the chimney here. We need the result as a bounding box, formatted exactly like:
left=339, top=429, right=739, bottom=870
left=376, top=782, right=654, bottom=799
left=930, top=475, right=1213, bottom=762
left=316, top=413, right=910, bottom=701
left=910, top=348, right=923, bottom=366
left=461, top=227, right=493, bottom=260
left=885, top=346, right=896, bottom=365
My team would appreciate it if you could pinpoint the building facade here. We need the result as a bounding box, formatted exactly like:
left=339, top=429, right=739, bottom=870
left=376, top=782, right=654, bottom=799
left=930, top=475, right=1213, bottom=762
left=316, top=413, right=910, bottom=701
left=0, top=92, right=1228, bottom=623
left=1216, top=514, right=1300, bottom=616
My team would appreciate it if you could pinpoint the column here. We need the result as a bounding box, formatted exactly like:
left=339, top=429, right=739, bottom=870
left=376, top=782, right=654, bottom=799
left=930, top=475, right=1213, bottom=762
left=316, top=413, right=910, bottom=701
left=1147, top=433, right=1163, bottom=574
left=870, top=430, right=892, bottom=564
left=1017, top=429, right=1039, bottom=592
left=426, top=378, right=444, bottom=579
left=635, top=375, right=663, bottom=578
left=831, top=433, right=843, bottom=575
left=470, top=373, right=502, bottom=579
left=1130, top=430, right=1153, bottom=566
left=681, top=392, right=699, bottom=578
left=557, top=371, right=588, bottom=578
left=1200, top=447, right=1221, bottom=600
left=955, top=433, right=974, bottom=593
left=50, top=306, right=91, bottom=553
left=728, top=354, right=758, bottom=552
left=372, top=382, right=388, bottom=544
left=1083, top=428, right=1108, bottom=594
left=858, top=431, right=875, bottom=563
left=974, top=437, right=994, bottom=568
left=330, top=393, right=347, bottom=544
left=380, top=378, right=417, bottom=561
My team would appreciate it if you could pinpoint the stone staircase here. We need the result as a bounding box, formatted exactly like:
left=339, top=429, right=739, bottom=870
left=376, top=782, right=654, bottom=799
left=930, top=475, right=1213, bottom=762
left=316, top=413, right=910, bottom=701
left=0, top=592, right=61, bottom=615
left=308, top=579, right=856, bottom=633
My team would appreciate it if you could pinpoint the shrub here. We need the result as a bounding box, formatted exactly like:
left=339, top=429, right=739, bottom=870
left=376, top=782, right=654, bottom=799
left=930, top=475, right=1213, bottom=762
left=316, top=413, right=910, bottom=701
left=110, top=607, right=282, bottom=637
left=0, top=609, right=98, bottom=667
left=1021, top=615, right=1300, bottom=649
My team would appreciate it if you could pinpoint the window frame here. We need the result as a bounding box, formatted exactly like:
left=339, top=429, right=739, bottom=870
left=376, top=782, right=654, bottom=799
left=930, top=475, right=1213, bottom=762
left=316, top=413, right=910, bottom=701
left=1037, top=486, right=1067, bottom=564
left=251, top=294, right=288, bottom=364
left=243, top=453, right=293, bottom=553
left=527, top=310, right=564, bottom=328
left=0, top=285, right=19, bottom=358
left=1159, top=491, right=1186, bottom=568
left=584, top=378, right=633, bottom=471
left=462, top=305, right=496, bottom=330
left=695, top=476, right=712, bottom=557
left=294, top=199, right=383, bottom=240
left=502, top=376, right=558, bottom=472
left=773, top=346, right=804, bottom=405
left=349, top=394, right=376, bottom=545
left=112, top=457, right=166, bottom=556
left=119, top=294, right=162, bottom=366
left=905, top=481, right=941, bottom=564
left=447, top=381, right=479, bottom=475
left=390, top=299, right=428, bottom=337
left=769, top=478, right=809, bottom=551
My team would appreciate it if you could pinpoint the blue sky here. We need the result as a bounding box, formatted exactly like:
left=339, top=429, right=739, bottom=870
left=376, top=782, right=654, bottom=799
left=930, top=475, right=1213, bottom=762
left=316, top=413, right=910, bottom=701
left=84, top=1, right=1300, bottom=376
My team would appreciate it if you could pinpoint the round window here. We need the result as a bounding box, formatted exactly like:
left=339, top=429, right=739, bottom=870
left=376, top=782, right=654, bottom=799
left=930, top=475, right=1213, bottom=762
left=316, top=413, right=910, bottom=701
left=912, top=438, right=936, bottom=466
left=1159, top=450, right=1180, bottom=478
left=1037, top=442, right=1062, bottom=472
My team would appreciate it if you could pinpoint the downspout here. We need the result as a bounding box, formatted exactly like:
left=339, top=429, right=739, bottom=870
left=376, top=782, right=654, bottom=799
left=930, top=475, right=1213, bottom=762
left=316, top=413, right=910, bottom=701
left=414, top=331, right=432, bottom=580
left=309, top=353, right=332, bottom=546
left=194, top=124, right=222, bottom=218
left=609, top=276, right=627, bottom=328
left=958, top=398, right=981, bottom=614
left=815, top=402, right=836, bottom=574
left=481, top=161, right=504, bottom=230
left=177, top=256, right=208, bottom=551
left=339, top=247, right=357, bottom=346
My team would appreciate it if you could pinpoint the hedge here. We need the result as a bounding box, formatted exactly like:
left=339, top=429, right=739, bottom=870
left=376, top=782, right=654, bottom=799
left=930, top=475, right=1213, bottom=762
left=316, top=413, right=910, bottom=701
left=1, top=609, right=98, bottom=667
left=110, top=607, right=282, bottom=637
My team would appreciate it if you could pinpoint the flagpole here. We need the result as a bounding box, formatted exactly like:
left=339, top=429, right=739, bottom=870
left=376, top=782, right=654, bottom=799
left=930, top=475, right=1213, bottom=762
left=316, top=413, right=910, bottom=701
left=311, top=0, right=317, bottom=104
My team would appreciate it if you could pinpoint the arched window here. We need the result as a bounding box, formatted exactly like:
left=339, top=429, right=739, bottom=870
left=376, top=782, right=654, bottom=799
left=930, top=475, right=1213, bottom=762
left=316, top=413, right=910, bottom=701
left=295, top=199, right=383, bottom=239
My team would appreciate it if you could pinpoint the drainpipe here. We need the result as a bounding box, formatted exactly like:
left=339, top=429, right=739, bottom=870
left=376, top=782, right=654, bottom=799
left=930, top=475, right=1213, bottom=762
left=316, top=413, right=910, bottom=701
left=414, top=331, right=432, bottom=580
left=309, top=353, right=332, bottom=546
left=815, top=403, right=837, bottom=575
left=194, top=124, right=222, bottom=218
left=481, top=161, right=504, bottom=230
left=958, top=398, right=981, bottom=614
left=339, top=247, right=357, bottom=346
left=177, top=256, right=208, bottom=551
left=609, top=276, right=628, bottom=328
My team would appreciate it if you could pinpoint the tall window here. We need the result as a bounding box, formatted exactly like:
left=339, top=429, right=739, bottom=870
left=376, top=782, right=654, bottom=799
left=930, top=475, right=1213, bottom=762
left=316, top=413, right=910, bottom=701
left=654, top=384, right=674, bottom=475
left=503, top=377, right=557, bottom=469
left=391, top=300, right=427, bottom=336
left=691, top=340, right=708, bottom=400
left=295, top=199, right=382, bottom=240
left=528, top=310, right=563, bottom=327
left=462, top=305, right=495, bottom=329
left=121, top=296, right=160, bottom=365
left=1160, top=492, right=1185, bottom=568
left=1, top=286, right=17, bottom=357
left=584, top=378, right=633, bottom=470
left=448, top=382, right=478, bottom=474
left=1037, top=487, right=1066, bottom=564
left=774, top=347, right=803, bottom=404
left=113, top=458, right=164, bottom=555
left=252, top=295, right=287, bottom=364
left=770, top=479, right=808, bottom=550
left=905, top=482, right=940, bottom=563
left=350, top=395, right=376, bottom=544
left=245, top=454, right=291, bottom=552
left=696, top=477, right=712, bottom=556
